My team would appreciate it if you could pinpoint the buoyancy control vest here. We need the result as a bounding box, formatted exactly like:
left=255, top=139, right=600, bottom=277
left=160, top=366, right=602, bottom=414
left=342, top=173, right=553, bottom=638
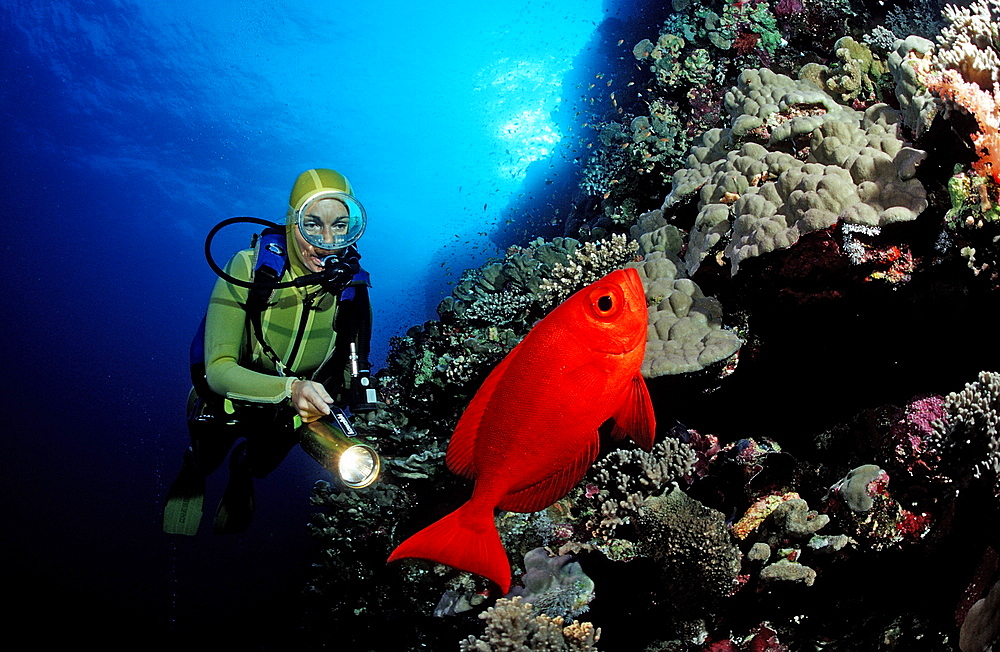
left=189, top=226, right=376, bottom=415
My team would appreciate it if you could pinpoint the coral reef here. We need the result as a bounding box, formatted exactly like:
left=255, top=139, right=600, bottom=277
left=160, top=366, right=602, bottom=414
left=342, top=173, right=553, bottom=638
left=931, top=370, right=1000, bottom=498
left=575, top=434, right=696, bottom=552
left=634, top=485, right=742, bottom=610
left=644, top=67, right=927, bottom=276
left=460, top=597, right=601, bottom=652
left=628, top=250, right=742, bottom=377
left=799, top=36, right=891, bottom=106
left=378, top=235, right=636, bottom=432
left=506, top=548, right=595, bottom=621
left=303, top=2, right=1000, bottom=650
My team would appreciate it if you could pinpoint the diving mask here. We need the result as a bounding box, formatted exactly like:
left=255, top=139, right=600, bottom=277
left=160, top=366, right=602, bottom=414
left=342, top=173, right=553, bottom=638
left=296, top=190, right=367, bottom=250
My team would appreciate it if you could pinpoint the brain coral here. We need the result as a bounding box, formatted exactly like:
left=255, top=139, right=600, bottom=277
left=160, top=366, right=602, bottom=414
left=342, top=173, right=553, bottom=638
left=628, top=251, right=742, bottom=377
left=643, top=68, right=928, bottom=276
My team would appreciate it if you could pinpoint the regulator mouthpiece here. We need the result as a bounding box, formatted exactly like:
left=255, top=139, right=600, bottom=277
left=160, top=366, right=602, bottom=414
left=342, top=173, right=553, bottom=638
left=298, top=406, right=380, bottom=489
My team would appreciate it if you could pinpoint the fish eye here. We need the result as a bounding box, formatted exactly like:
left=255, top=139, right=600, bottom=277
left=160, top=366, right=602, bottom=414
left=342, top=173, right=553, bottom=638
left=587, top=284, right=623, bottom=320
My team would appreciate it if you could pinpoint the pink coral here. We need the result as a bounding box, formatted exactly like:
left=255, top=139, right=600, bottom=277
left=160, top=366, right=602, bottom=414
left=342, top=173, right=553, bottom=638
left=889, top=395, right=947, bottom=479
left=922, top=68, right=1000, bottom=183
left=774, top=0, right=804, bottom=18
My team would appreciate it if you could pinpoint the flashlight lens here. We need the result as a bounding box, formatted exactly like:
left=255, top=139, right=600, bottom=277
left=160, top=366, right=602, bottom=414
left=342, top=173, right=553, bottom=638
left=339, top=445, right=379, bottom=488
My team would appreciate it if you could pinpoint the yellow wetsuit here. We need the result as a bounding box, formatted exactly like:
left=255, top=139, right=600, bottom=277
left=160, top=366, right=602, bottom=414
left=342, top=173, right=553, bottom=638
left=203, top=245, right=344, bottom=405
left=203, top=168, right=367, bottom=407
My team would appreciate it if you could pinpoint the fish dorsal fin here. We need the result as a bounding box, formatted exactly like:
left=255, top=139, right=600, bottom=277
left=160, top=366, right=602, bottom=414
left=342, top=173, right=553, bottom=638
left=446, top=350, right=520, bottom=479
left=609, top=373, right=656, bottom=451
left=497, top=432, right=600, bottom=513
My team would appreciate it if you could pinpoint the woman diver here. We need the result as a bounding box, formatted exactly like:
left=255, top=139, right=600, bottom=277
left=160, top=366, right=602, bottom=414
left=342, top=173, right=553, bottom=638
left=163, top=168, right=375, bottom=535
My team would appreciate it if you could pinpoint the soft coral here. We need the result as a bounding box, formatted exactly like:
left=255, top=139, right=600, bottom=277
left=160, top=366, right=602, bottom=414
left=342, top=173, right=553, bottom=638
left=922, top=67, right=1000, bottom=183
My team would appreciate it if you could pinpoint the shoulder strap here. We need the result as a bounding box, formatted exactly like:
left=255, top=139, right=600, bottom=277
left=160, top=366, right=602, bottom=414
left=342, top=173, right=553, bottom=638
left=244, top=228, right=291, bottom=375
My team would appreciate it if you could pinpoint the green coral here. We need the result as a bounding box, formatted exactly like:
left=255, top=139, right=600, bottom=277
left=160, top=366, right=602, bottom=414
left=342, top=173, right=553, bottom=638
left=635, top=25, right=720, bottom=88
left=799, top=37, right=892, bottom=105
left=718, top=0, right=784, bottom=54
left=945, top=170, right=1000, bottom=230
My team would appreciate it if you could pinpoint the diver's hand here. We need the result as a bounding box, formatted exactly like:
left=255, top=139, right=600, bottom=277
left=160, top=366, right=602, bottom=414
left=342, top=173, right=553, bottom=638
left=291, top=379, right=334, bottom=422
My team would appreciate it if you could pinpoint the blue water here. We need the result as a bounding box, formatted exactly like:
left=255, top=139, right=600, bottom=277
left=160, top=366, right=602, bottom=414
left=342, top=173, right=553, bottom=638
left=1, top=0, right=658, bottom=646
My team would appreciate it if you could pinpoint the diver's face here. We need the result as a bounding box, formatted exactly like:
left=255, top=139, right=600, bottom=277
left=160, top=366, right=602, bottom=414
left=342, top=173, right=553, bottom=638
left=295, top=198, right=350, bottom=272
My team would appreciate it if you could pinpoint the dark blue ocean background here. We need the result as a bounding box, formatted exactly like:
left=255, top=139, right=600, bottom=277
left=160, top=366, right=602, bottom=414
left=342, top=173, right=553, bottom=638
left=1, top=0, right=664, bottom=647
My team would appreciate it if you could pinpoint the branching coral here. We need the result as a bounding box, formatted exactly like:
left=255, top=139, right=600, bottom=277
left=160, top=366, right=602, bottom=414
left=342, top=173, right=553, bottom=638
left=537, top=234, right=639, bottom=308
left=382, top=237, right=628, bottom=431
left=904, top=2, right=1000, bottom=182
left=930, top=370, right=1000, bottom=498
left=460, top=597, right=601, bottom=652
left=936, top=0, right=1000, bottom=91
left=921, top=67, right=1000, bottom=183
left=579, top=436, right=696, bottom=547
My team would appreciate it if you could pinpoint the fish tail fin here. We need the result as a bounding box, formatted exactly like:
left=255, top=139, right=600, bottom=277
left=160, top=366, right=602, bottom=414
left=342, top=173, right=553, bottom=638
left=387, top=502, right=511, bottom=594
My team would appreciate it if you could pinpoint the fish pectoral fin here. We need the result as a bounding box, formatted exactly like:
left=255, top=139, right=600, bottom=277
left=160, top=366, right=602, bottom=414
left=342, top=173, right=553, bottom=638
left=610, top=373, right=656, bottom=451
left=497, top=433, right=600, bottom=513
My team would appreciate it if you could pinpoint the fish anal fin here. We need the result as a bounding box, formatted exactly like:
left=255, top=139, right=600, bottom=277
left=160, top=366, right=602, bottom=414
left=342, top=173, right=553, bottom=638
left=610, top=373, right=657, bottom=451
left=387, top=500, right=512, bottom=593
left=498, top=433, right=600, bottom=513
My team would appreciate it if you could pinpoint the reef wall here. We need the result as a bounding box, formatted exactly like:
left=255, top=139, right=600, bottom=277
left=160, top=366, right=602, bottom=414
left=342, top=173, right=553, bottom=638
left=304, top=1, right=1000, bottom=650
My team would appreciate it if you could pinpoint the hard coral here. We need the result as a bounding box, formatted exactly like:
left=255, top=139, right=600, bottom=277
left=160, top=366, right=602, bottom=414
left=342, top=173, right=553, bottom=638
left=573, top=435, right=696, bottom=554
left=647, top=68, right=927, bottom=277
left=635, top=486, right=742, bottom=610
left=921, top=67, right=1000, bottom=183
left=628, top=251, right=743, bottom=377
left=931, top=370, right=1000, bottom=498
left=461, top=596, right=602, bottom=652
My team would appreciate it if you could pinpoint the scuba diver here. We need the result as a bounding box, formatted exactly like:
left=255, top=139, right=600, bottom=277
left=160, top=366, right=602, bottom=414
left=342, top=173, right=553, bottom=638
left=163, top=168, right=378, bottom=536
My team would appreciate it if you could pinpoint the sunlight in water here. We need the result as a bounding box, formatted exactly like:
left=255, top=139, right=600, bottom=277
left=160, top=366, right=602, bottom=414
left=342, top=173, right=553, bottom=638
left=476, top=57, right=566, bottom=180
left=497, top=106, right=561, bottom=178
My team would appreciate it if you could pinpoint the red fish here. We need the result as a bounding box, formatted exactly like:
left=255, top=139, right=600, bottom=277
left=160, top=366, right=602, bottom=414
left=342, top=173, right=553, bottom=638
left=387, top=267, right=656, bottom=593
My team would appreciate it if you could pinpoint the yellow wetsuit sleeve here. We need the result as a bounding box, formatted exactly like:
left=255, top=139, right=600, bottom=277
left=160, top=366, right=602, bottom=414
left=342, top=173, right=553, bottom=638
left=203, top=250, right=296, bottom=403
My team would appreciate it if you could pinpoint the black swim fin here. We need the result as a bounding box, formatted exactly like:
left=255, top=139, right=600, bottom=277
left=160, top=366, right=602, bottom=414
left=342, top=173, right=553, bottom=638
left=162, top=464, right=206, bottom=536
left=212, top=442, right=255, bottom=535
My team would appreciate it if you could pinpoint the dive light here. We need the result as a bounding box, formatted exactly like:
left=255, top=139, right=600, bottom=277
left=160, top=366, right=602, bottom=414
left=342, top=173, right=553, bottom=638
left=298, top=406, right=381, bottom=489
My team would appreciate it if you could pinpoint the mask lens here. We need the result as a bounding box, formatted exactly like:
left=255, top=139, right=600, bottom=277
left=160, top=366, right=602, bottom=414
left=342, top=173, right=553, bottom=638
left=297, top=192, right=366, bottom=249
